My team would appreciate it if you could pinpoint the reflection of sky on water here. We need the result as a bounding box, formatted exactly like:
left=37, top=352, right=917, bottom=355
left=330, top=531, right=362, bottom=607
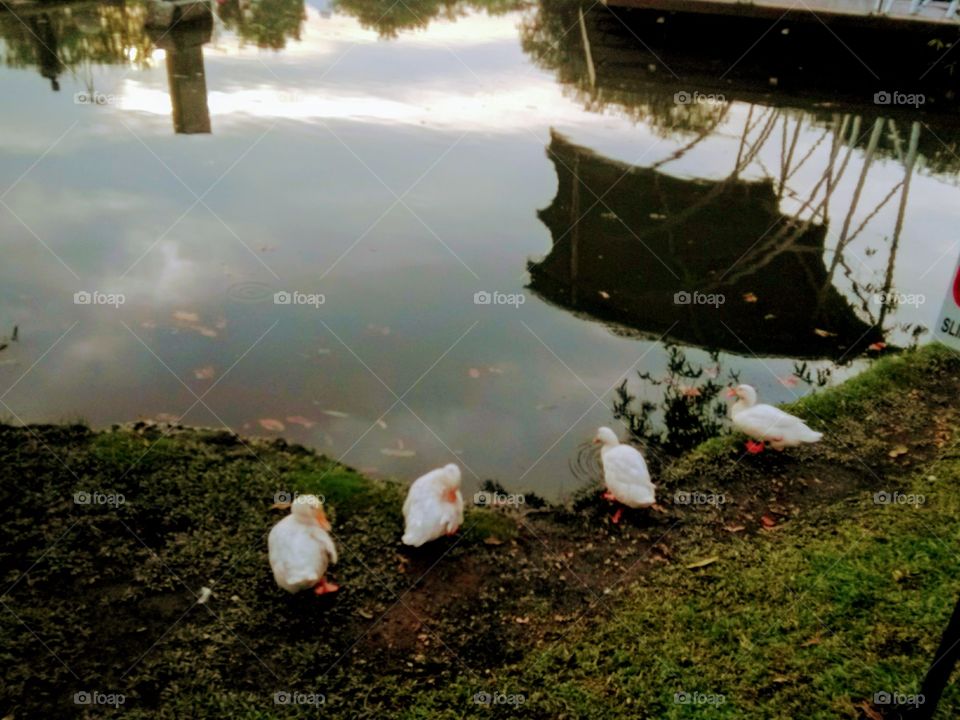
left=0, top=7, right=958, bottom=497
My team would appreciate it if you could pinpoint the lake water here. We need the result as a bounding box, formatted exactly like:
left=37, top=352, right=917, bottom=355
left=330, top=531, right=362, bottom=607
left=1, top=0, right=958, bottom=498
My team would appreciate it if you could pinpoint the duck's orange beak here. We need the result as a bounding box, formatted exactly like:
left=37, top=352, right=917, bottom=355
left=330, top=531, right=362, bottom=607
left=726, top=388, right=737, bottom=398
left=314, top=507, right=331, bottom=531
left=444, top=488, right=458, bottom=503
left=593, top=438, right=602, bottom=444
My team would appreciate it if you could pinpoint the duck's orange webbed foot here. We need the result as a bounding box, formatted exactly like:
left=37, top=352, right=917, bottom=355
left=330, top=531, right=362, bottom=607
left=611, top=507, right=623, bottom=524
left=314, top=578, right=340, bottom=595
left=745, top=440, right=765, bottom=454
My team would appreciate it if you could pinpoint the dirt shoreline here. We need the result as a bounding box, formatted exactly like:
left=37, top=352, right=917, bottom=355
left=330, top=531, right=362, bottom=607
left=2, top=344, right=959, bottom=718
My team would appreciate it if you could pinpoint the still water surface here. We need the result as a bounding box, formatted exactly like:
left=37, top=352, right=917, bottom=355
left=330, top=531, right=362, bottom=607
left=1, top=0, right=958, bottom=497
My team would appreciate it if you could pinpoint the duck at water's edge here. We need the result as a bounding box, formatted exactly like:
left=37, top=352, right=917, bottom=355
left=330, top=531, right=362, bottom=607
left=268, top=494, right=340, bottom=595
left=727, top=384, right=823, bottom=453
left=594, top=426, right=662, bottom=523
left=402, top=463, right=464, bottom=547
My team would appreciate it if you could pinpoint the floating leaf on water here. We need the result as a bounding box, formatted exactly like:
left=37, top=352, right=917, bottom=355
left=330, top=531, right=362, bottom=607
left=779, top=376, right=799, bottom=387
left=381, top=448, right=416, bottom=458
left=468, top=368, right=481, bottom=379
left=173, top=311, right=200, bottom=323
left=196, top=326, right=218, bottom=338
left=813, top=328, right=837, bottom=338
left=286, top=416, right=315, bottom=428
left=376, top=419, right=388, bottom=429
left=258, top=418, right=285, bottom=432
left=194, top=366, right=215, bottom=380
left=487, top=366, right=505, bottom=374
left=685, top=556, right=719, bottom=569
left=322, top=410, right=350, bottom=418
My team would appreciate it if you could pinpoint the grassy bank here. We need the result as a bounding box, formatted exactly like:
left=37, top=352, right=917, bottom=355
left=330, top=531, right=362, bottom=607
left=2, top=345, right=960, bottom=718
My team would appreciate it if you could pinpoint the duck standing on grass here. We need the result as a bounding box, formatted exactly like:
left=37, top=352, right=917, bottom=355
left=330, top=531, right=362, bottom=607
left=268, top=494, right=339, bottom=595
left=594, top=427, right=660, bottom=523
left=402, top=464, right=464, bottom=547
left=727, top=384, right=823, bottom=453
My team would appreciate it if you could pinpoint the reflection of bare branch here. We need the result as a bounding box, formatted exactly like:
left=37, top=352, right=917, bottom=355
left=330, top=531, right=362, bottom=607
left=878, top=121, right=921, bottom=327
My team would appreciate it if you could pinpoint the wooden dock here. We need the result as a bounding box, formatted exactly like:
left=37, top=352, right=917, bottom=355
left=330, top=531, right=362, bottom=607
left=603, top=0, right=960, bottom=27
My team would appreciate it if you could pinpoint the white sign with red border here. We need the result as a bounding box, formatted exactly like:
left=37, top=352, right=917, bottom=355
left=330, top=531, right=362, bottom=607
left=936, top=251, right=960, bottom=350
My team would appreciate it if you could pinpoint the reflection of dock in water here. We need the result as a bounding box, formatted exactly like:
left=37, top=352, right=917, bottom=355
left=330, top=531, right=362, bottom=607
left=603, top=0, right=959, bottom=27
left=525, top=2, right=960, bottom=117
left=528, top=131, right=886, bottom=360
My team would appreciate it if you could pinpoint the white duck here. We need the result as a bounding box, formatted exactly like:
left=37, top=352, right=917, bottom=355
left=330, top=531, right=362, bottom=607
left=268, top=494, right=339, bottom=595
left=402, top=463, right=464, bottom=547
left=594, top=426, right=658, bottom=523
left=727, top=384, right=823, bottom=452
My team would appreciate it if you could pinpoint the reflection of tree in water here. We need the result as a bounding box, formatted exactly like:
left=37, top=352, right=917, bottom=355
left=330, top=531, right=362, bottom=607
left=519, top=0, right=727, bottom=136
left=333, top=0, right=526, bottom=39
left=217, top=0, right=306, bottom=49
left=0, top=3, right=153, bottom=85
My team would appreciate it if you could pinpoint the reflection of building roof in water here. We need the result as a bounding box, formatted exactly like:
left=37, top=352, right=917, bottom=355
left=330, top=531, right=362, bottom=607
left=528, top=130, right=884, bottom=360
